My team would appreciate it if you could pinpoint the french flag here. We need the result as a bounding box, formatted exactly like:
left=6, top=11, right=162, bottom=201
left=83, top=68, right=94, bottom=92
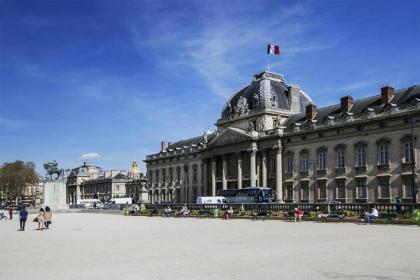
left=267, top=44, right=280, bottom=55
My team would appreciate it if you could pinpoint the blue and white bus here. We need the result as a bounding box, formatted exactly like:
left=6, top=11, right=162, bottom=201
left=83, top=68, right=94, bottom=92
left=217, top=187, right=273, bottom=203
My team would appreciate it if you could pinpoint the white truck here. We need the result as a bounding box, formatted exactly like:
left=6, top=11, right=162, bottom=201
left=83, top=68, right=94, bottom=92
left=106, top=197, right=133, bottom=205
left=196, top=196, right=227, bottom=204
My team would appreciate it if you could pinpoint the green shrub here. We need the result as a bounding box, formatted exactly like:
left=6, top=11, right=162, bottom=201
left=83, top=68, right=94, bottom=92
left=308, top=211, right=322, bottom=218
left=342, top=210, right=357, bottom=217
left=140, top=208, right=150, bottom=215
left=190, top=210, right=200, bottom=216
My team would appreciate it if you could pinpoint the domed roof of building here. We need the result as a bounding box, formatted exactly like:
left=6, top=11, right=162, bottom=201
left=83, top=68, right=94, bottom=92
left=221, top=71, right=313, bottom=119
left=129, top=160, right=141, bottom=174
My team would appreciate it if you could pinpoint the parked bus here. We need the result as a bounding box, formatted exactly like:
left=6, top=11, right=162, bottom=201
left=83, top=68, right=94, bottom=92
left=217, top=187, right=273, bottom=203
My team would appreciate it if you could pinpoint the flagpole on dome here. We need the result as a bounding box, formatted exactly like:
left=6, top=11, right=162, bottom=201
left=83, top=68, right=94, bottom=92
left=267, top=43, right=270, bottom=72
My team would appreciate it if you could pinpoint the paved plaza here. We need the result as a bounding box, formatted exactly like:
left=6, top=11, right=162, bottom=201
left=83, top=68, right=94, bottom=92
left=0, top=213, right=419, bottom=280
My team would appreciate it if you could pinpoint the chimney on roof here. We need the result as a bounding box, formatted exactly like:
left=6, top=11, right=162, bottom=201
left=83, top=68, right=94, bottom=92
left=306, top=103, right=317, bottom=120
left=341, top=95, right=353, bottom=112
left=168, top=142, right=172, bottom=148
left=381, top=85, right=394, bottom=104
left=161, top=141, right=167, bottom=151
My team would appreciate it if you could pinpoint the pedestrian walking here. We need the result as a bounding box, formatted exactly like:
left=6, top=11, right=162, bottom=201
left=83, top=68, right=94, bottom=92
left=44, top=206, right=52, bottom=229
left=19, top=206, right=28, bottom=231
left=8, top=206, right=13, bottom=220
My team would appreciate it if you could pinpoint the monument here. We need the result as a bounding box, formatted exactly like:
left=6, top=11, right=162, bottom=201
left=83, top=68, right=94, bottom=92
left=43, top=161, right=68, bottom=210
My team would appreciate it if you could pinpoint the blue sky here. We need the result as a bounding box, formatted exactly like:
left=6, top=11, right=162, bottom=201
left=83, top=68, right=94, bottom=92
left=1, top=0, right=419, bottom=174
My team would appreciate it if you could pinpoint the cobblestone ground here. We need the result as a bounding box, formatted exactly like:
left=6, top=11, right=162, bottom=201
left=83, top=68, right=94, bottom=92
left=0, top=213, right=419, bottom=280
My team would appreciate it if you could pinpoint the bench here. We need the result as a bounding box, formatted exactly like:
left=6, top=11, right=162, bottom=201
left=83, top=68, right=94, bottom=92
left=252, top=209, right=269, bottom=221
left=320, top=213, right=345, bottom=222
left=199, top=209, right=212, bottom=218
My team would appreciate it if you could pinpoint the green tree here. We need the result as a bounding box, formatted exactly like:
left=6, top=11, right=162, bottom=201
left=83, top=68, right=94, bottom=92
left=0, top=160, right=39, bottom=201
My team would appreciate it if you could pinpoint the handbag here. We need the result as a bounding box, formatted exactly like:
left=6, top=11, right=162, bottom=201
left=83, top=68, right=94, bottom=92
left=33, top=217, right=38, bottom=222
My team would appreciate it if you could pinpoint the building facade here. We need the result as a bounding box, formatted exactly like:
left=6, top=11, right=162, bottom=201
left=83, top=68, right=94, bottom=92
left=145, top=71, right=420, bottom=204
left=66, top=161, right=145, bottom=203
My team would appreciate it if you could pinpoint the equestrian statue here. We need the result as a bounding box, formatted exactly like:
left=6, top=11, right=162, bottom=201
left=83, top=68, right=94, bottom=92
left=43, top=160, right=65, bottom=181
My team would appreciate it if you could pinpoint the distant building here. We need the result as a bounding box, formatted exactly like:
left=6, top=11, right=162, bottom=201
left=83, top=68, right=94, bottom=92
left=66, top=163, right=103, bottom=203
left=145, top=71, right=420, bottom=204
left=66, top=161, right=147, bottom=203
left=125, top=161, right=148, bottom=203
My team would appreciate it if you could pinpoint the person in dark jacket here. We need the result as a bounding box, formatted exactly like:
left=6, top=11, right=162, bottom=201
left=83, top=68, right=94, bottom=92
left=19, top=206, right=28, bottom=231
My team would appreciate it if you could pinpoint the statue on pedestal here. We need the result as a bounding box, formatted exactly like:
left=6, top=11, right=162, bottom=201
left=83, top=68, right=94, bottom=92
left=43, top=160, right=65, bottom=181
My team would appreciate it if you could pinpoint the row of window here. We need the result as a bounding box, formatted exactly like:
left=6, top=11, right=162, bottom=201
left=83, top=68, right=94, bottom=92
left=284, top=177, right=415, bottom=200
left=149, top=165, right=199, bottom=185
left=285, top=142, right=414, bottom=173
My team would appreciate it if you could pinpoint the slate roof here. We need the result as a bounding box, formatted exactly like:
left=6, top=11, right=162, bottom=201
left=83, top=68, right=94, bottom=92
left=284, top=85, right=420, bottom=127
left=169, top=133, right=216, bottom=149
left=221, top=71, right=313, bottom=118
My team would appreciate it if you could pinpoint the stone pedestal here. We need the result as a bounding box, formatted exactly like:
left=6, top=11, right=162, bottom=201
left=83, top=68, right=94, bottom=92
left=43, top=178, right=68, bottom=210
left=137, top=186, right=150, bottom=204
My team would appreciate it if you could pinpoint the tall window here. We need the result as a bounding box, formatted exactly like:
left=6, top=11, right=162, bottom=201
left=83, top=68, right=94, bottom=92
left=336, top=150, right=345, bottom=168
left=356, top=178, right=367, bottom=199
left=162, top=169, right=166, bottom=183
left=176, top=167, right=181, bottom=183
left=301, top=182, right=309, bottom=200
left=286, top=183, right=293, bottom=200
left=318, top=181, right=326, bottom=200
left=336, top=180, right=346, bottom=199
left=169, top=169, right=173, bottom=183
left=378, top=177, right=390, bottom=198
left=270, top=158, right=277, bottom=174
left=301, top=153, right=309, bottom=171
left=356, top=148, right=366, bottom=167
left=149, top=172, right=153, bottom=186
left=403, top=178, right=415, bottom=198
left=287, top=156, right=293, bottom=173
left=155, top=170, right=159, bottom=184
left=404, top=142, right=414, bottom=163
left=193, top=165, right=198, bottom=182
left=318, top=152, right=326, bottom=170
left=379, top=144, right=389, bottom=165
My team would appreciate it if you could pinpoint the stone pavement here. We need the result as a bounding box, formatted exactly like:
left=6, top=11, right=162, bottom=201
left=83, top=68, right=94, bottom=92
left=0, top=213, right=419, bottom=280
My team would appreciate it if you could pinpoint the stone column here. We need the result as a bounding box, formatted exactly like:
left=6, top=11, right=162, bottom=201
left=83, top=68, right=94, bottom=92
left=237, top=153, right=243, bottom=189
left=249, top=146, right=257, bottom=187
left=274, top=144, right=283, bottom=202
left=76, top=185, right=81, bottom=203
left=262, top=150, right=268, bottom=187
left=203, top=160, right=208, bottom=196
left=222, top=155, right=227, bottom=190
left=256, top=152, right=260, bottom=186
left=211, top=158, right=216, bottom=196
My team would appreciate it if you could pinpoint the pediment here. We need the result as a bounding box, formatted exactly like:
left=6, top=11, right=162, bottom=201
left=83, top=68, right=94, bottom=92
left=208, top=127, right=253, bottom=147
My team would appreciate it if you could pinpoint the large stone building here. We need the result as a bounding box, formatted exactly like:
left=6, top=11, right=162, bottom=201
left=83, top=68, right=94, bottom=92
left=145, top=71, right=420, bottom=204
left=66, top=161, right=145, bottom=203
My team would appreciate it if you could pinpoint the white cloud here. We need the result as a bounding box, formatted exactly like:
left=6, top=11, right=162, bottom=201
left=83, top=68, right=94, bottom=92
left=80, top=152, right=101, bottom=161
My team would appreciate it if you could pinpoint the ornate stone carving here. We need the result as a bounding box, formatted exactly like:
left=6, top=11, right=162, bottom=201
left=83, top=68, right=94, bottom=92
left=252, top=92, right=259, bottom=108
left=258, top=118, right=266, bottom=131
left=233, top=96, right=249, bottom=117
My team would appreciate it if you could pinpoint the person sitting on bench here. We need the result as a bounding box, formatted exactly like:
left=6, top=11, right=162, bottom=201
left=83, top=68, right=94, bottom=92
left=364, top=206, right=378, bottom=224
left=150, top=207, right=159, bottom=216
left=164, top=206, right=172, bottom=216
left=294, top=208, right=304, bottom=222
left=179, top=205, right=190, bottom=217
left=224, top=207, right=234, bottom=219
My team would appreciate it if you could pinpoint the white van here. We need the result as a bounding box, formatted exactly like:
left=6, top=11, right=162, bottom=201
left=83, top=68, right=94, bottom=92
left=77, top=199, right=103, bottom=209
left=107, top=197, right=133, bottom=205
left=196, top=196, right=227, bottom=204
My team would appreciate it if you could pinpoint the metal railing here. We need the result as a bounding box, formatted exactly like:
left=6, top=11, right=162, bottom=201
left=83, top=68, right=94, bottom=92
left=144, top=202, right=420, bottom=214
